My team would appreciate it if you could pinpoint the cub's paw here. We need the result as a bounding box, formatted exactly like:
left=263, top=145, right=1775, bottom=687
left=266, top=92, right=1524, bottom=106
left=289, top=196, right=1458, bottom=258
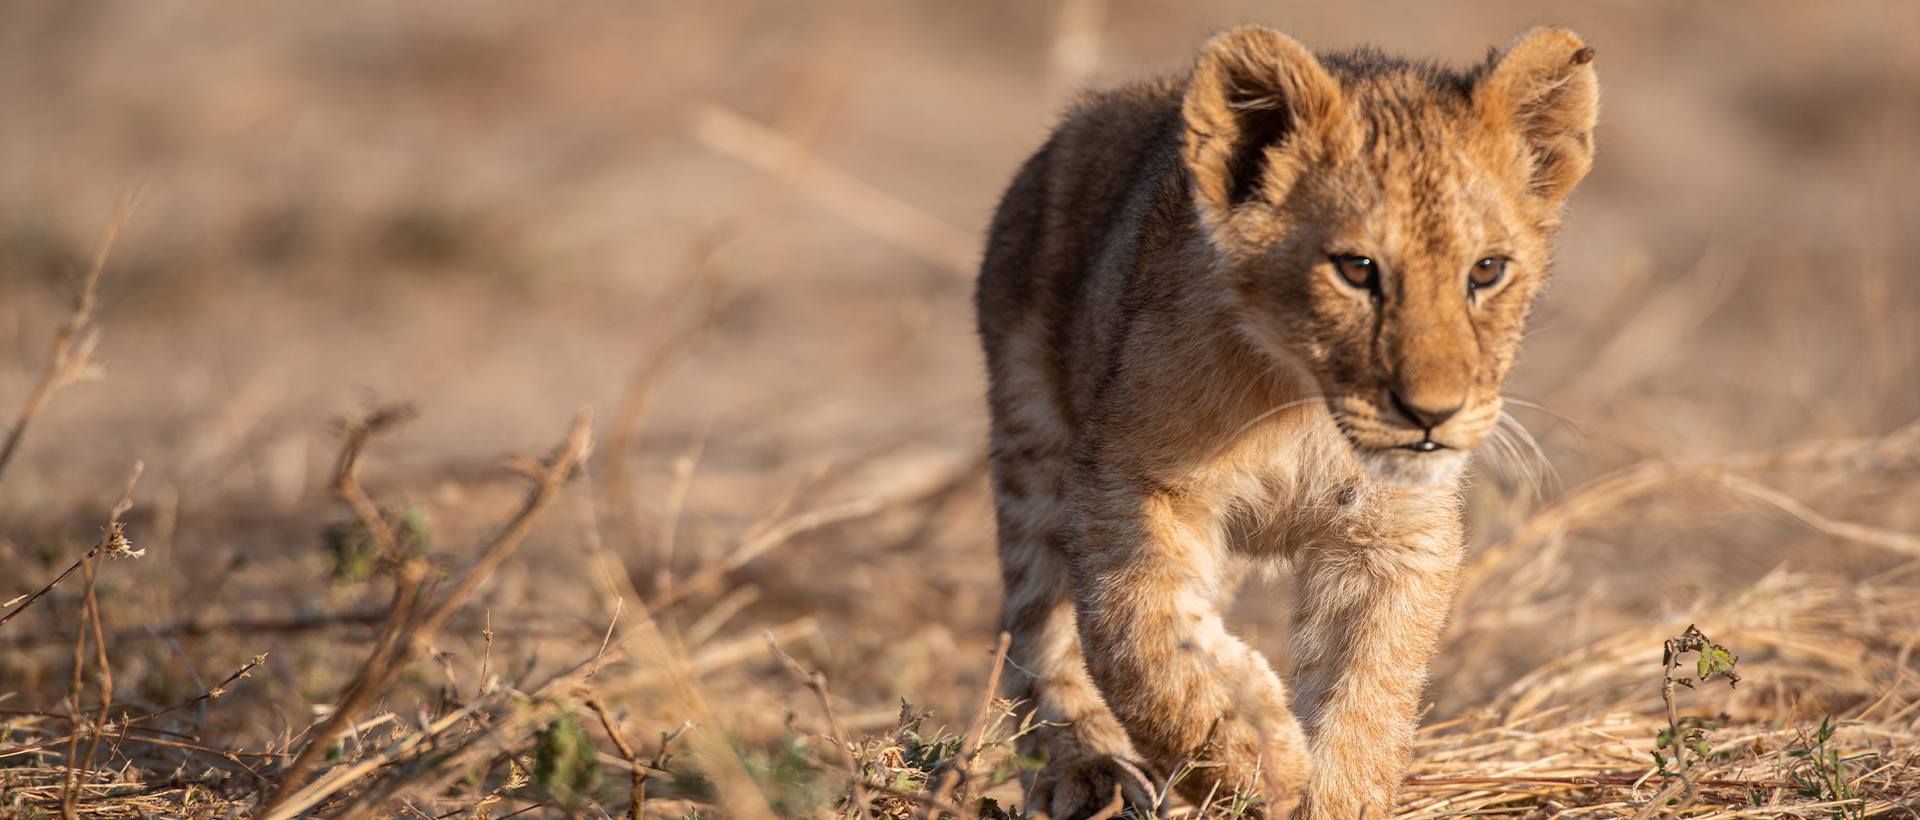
left=1172, top=730, right=1310, bottom=820
left=1026, top=753, right=1157, bottom=820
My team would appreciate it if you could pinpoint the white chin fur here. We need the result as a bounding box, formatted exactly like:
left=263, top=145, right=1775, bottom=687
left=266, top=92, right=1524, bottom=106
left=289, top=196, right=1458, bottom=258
left=1354, top=446, right=1471, bottom=488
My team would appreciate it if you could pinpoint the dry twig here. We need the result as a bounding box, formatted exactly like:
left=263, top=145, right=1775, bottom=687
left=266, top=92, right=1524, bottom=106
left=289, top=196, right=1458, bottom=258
left=0, top=191, right=139, bottom=486
left=603, top=227, right=729, bottom=579
left=922, top=631, right=1011, bottom=818
left=585, top=692, right=647, bottom=820
left=259, top=408, right=593, bottom=818
left=58, top=461, right=142, bottom=820
left=693, top=103, right=976, bottom=278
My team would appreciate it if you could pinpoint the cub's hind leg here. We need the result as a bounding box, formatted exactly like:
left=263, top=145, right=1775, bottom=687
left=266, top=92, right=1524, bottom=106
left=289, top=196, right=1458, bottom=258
left=990, top=425, right=1150, bottom=819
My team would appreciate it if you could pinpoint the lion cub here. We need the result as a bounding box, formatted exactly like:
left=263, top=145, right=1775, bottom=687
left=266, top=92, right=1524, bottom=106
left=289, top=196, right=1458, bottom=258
left=976, top=26, right=1597, bottom=820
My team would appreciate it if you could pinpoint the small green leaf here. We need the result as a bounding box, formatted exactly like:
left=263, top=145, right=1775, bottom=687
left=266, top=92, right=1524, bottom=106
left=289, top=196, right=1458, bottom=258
left=532, top=710, right=602, bottom=812
left=1710, top=646, right=1735, bottom=671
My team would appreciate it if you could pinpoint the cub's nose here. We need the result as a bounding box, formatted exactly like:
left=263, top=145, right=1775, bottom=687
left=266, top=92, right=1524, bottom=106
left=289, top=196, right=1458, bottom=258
left=1390, top=390, right=1461, bottom=431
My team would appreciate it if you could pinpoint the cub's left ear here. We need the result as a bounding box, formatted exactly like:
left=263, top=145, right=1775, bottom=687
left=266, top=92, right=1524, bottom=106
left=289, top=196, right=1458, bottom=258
left=1475, top=28, right=1599, bottom=205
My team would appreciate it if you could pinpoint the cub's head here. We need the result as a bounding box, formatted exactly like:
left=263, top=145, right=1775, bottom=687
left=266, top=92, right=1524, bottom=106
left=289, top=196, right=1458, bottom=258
left=1182, top=26, right=1598, bottom=486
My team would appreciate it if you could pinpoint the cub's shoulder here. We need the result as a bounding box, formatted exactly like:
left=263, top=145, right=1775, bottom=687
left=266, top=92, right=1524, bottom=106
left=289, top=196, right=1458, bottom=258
left=1026, top=77, right=1192, bottom=208
left=977, top=76, right=1190, bottom=334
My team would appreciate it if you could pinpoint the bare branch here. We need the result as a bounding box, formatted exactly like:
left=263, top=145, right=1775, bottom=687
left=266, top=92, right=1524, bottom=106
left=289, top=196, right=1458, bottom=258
left=0, top=190, right=140, bottom=486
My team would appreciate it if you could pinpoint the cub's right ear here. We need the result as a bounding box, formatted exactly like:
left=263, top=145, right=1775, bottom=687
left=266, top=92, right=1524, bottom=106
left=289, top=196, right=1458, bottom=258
left=1182, top=26, right=1346, bottom=235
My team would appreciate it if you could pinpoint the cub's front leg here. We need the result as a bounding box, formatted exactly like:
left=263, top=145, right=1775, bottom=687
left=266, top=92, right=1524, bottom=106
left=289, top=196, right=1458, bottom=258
left=1066, top=472, right=1312, bottom=817
left=1290, top=491, right=1466, bottom=820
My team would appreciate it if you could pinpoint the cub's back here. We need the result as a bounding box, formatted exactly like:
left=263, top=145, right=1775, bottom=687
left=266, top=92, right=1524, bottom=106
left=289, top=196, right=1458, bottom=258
left=975, top=78, right=1194, bottom=432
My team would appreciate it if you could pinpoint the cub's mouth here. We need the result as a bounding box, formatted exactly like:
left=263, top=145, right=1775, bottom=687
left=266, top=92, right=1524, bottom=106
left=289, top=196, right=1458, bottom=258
left=1347, top=435, right=1473, bottom=488
left=1328, top=396, right=1480, bottom=488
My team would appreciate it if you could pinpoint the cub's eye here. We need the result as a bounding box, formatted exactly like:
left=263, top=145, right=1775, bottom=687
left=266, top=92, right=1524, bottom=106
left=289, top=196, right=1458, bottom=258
left=1470, top=257, right=1508, bottom=290
left=1332, top=255, right=1377, bottom=290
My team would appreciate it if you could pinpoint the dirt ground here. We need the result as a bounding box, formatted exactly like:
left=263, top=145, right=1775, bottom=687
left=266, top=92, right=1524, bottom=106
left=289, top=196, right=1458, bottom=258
left=3, top=1, right=1919, bottom=818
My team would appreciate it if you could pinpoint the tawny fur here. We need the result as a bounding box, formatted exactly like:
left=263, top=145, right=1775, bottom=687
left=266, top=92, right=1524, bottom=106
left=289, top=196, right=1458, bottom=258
left=976, top=26, right=1598, bottom=820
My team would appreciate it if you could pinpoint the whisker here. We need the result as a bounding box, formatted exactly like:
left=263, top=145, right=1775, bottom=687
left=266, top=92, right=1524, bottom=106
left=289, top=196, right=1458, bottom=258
left=1498, top=395, right=1577, bottom=422
left=1511, top=413, right=1561, bottom=496
left=1499, top=425, right=1539, bottom=508
left=1205, top=396, right=1334, bottom=462
left=1495, top=410, right=1560, bottom=506
left=1493, top=424, right=1520, bottom=471
left=1478, top=424, right=1521, bottom=496
left=1231, top=397, right=1332, bottom=441
left=1305, top=409, right=1346, bottom=437
left=1498, top=394, right=1607, bottom=450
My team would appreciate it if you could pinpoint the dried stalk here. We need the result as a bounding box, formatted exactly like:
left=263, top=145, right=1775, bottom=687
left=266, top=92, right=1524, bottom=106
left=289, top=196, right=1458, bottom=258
left=0, top=191, right=139, bottom=486
left=603, top=228, right=729, bottom=571
left=922, top=631, right=1011, bottom=817
left=765, top=632, right=853, bottom=759
left=56, top=461, right=141, bottom=820
left=585, top=691, right=646, bottom=820
left=661, top=494, right=901, bottom=610
left=259, top=408, right=593, bottom=818
left=651, top=413, right=713, bottom=605
left=693, top=103, right=976, bottom=278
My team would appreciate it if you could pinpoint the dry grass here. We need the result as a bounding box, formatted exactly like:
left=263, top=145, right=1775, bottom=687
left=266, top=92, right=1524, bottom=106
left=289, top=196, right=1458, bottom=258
left=3, top=0, right=1920, bottom=818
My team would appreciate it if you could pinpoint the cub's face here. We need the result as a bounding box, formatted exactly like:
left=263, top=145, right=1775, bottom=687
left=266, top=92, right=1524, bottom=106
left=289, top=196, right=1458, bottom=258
left=1182, top=27, right=1598, bottom=486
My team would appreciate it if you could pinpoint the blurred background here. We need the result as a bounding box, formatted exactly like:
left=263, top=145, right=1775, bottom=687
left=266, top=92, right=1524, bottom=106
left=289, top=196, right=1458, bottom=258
left=2, top=0, right=1918, bottom=810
